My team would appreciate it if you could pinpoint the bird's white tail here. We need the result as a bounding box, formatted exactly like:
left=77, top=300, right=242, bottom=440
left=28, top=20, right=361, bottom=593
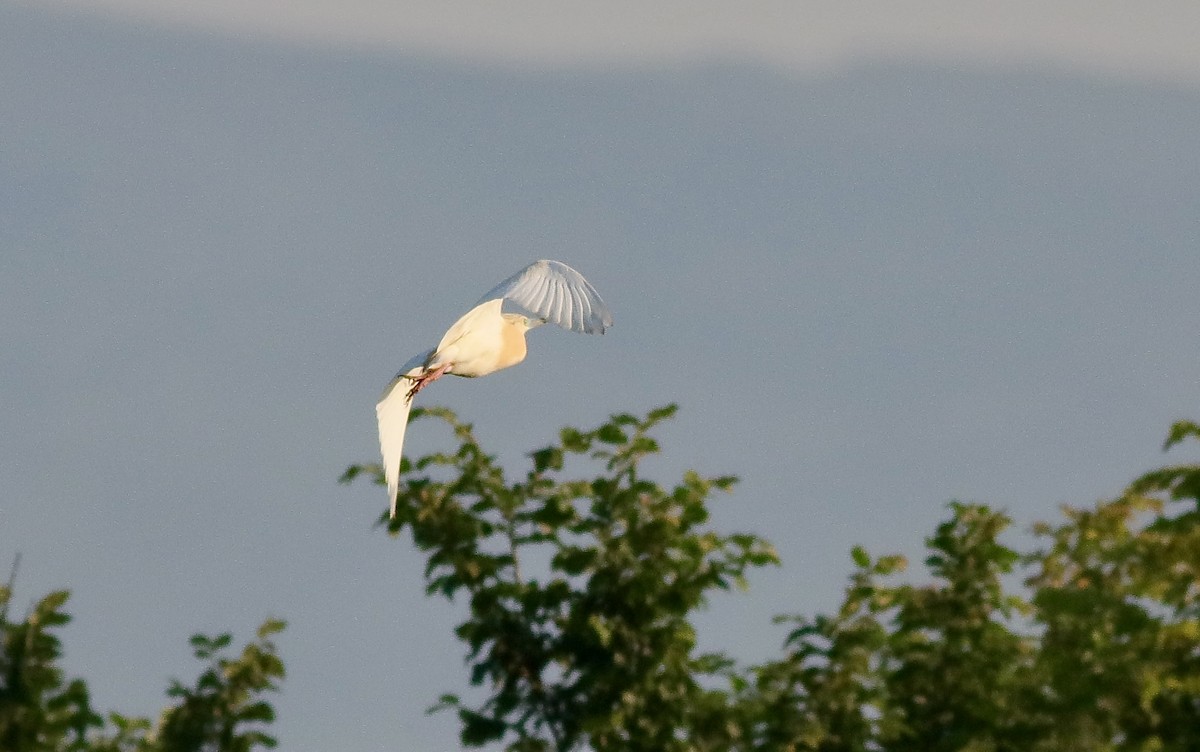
left=376, top=377, right=414, bottom=519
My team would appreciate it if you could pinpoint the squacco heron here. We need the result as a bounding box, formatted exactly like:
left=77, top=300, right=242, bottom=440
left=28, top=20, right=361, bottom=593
left=377, top=260, right=613, bottom=518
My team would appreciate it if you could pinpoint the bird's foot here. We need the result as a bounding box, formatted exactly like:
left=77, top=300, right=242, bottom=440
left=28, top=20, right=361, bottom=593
left=406, top=363, right=451, bottom=400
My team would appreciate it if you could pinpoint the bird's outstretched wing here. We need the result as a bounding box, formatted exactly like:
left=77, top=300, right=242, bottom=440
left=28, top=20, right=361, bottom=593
left=377, top=352, right=430, bottom=519
left=478, top=260, right=613, bottom=334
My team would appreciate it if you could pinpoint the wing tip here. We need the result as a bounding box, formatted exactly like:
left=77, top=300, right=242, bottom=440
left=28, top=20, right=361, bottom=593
left=378, top=375, right=416, bottom=525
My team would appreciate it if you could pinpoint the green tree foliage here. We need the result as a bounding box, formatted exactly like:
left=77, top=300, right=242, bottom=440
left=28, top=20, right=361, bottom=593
left=346, top=407, right=1200, bottom=752
left=345, top=404, right=780, bottom=751
left=0, top=573, right=98, bottom=752
left=8, top=407, right=1199, bottom=751
left=0, top=575, right=284, bottom=752
left=1024, top=419, right=1200, bottom=752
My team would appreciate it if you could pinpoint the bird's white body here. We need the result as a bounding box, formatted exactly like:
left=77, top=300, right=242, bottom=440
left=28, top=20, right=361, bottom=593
left=377, top=260, right=612, bottom=518
left=429, top=299, right=529, bottom=377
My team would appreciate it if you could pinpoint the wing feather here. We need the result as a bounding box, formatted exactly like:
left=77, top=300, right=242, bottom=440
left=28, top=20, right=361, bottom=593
left=548, top=276, right=566, bottom=327
left=478, top=259, right=613, bottom=334
left=376, top=376, right=415, bottom=519
left=570, top=279, right=585, bottom=331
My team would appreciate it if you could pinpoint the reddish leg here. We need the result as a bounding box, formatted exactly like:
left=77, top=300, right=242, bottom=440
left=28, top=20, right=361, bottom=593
left=406, top=363, right=451, bottom=399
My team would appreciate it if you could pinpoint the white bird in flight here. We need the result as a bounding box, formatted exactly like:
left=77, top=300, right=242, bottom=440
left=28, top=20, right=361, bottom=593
left=377, top=260, right=613, bottom=518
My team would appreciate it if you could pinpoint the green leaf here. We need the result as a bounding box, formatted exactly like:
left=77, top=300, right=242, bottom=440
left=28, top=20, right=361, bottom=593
left=459, top=710, right=507, bottom=745
left=596, top=423, right=628, bottom=445
left=551, top=546, right=595, bottom=575
left=531, top=446, right=563, bottom=473
left=1164, top=419, right=1200, bottom=450
left=561, top=426, right=590, bottom=452
left=645, top=403, right=680, bottom=424
left=257, top=618, right=287, bottom=638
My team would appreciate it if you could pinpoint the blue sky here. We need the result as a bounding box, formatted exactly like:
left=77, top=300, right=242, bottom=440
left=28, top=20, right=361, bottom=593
left=3, top=3, right=1199, bottom=749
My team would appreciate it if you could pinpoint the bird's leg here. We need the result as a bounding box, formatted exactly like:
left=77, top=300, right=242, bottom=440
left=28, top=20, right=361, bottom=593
left=406, top=363, right=451, bottom=400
